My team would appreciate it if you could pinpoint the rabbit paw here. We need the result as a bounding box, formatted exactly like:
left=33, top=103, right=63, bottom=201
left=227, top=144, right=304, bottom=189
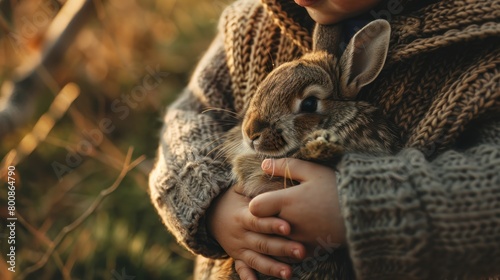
left=299, top=130, right=344, bottom=161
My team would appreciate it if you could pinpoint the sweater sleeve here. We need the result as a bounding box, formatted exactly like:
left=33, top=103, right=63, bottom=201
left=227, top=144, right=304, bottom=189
left=148, top=27, right=234, bottom=257
left=338, top=118, right=500, bottom=280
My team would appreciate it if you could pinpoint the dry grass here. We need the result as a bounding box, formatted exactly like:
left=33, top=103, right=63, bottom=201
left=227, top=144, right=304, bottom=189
left=0, top=0, right=231, bottom=279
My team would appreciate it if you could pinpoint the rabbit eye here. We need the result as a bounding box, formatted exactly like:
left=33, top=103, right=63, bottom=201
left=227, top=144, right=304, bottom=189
left=300, top=97, right=318, bottom=113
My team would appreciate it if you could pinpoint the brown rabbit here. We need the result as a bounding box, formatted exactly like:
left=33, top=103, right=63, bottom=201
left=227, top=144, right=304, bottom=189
left=220, top=19, right=400, bottom=279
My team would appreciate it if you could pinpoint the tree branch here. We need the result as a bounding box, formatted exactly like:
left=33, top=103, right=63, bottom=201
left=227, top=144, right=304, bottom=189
left=0, top=0, right=97, bottom=138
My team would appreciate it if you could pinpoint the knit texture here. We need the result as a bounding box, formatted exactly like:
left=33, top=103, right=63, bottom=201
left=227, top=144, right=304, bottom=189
left=149, top=0, right=500, bottom=278
left=338, top=119, right=500, bottom=280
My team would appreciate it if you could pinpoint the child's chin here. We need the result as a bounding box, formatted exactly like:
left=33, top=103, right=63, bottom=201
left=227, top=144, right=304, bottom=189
left=306, top=9, right=344, bottom=25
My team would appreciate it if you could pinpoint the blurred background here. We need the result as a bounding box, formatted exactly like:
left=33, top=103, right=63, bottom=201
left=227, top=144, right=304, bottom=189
left=0, top=0, right=231, bottom=279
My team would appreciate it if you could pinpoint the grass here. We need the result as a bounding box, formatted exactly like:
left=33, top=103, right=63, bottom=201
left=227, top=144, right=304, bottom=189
left=0, top=0, right=231, bottom=279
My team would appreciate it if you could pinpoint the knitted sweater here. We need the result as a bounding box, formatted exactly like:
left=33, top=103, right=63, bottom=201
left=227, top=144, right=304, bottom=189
left=149, top=0, right=500, bottom=279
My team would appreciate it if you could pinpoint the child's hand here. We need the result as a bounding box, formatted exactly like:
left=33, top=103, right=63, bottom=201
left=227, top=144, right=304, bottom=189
left=207, top=185, right=306, bottom=280
left=250, top=158, right=346, bottom=255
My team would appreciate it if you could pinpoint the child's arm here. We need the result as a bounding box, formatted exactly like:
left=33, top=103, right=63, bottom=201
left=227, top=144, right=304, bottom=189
left=148, top=32, right=233, bottom=258
left=338, top=118, right=500, bottom=279
left=249, top=118, right=500, bottom=279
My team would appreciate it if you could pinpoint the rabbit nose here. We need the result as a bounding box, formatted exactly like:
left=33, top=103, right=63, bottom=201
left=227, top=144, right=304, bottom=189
left=245, top=119, right=268, bottom=148
left=249, top=133, right=261, bottom=149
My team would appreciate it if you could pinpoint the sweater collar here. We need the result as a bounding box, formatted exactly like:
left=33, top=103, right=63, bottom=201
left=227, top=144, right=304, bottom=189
left=259, top=0, right=438, bottom=47
left=259, top=0, right=500, bottom=61
left=260, top=0, right=439, bottom=24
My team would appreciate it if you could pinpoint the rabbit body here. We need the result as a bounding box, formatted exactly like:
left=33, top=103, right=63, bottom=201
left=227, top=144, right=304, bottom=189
left=219, top=20, right=400, bottom=279
left=225, top=64, right=400, bottom=196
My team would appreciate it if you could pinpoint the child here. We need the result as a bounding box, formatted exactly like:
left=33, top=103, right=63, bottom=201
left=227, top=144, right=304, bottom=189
left=149, top=0, right=500, bottom=279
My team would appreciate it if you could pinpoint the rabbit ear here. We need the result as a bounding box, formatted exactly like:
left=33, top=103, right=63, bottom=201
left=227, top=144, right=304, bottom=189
left=312, top=23, right=343, bottom=55
left=339, top=19, right=391, bottom=99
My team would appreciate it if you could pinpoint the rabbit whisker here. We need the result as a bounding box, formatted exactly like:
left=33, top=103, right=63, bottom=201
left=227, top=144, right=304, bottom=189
left=202, top=107, right=240, bottom=119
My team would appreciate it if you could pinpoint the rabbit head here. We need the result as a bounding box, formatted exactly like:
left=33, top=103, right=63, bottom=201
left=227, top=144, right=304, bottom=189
left=241, top=19, right=391, bottom=157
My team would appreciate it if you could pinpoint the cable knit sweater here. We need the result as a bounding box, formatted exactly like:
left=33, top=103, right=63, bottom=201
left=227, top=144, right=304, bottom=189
left=149, top=0, right=500, bottom=279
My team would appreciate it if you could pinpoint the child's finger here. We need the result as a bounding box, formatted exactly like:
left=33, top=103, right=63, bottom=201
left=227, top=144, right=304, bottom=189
left=243, top=213, right=290, bottom=235
left=234, top=260, right=258, bottom=280
left=246, top=233, right=305, bottom=260
left=249, top=188, right=290, bottom=217
left=261, top=158, right=320, bottom=181
left=238, top=250, right=292, bottom=280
